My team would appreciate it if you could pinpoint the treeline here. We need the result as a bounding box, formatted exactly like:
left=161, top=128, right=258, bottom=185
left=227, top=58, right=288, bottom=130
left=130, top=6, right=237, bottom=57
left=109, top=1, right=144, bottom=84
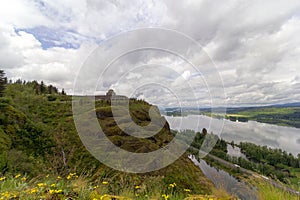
left=185, top=128, right=300, bottom=184
left=180, top=129, right=228, bottom=158
left=225, top=142, right=300, bottom=183
left=255, top=112, right=300, bottom=128
left=0, top=69, right=66, bottom=97
left=239, top=142, right=299, bottom=168
left=11, top=79, right=66, bottom=96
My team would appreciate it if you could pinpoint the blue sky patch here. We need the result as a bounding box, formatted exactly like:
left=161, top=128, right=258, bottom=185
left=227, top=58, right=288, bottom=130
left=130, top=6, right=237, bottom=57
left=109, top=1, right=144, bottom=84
left=15, top=26, right=81, bottom=50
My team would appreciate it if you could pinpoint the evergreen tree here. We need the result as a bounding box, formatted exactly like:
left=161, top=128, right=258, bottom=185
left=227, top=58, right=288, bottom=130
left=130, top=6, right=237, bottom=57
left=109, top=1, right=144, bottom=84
left=48, top=85, right=53, bottom=94
left=40, top=81, right=46, bottom=94
left=0, top=70, right=6, bottom=97
left=61, top=88, right=66, bottom=95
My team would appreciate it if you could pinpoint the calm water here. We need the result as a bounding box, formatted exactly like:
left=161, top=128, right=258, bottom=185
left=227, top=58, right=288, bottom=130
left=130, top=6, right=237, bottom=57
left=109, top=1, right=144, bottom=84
left=165, top=115, right=300, bottom=156
left=227, top=144, right=247, bottom=159
left=190, top=155, right=258, bottom=200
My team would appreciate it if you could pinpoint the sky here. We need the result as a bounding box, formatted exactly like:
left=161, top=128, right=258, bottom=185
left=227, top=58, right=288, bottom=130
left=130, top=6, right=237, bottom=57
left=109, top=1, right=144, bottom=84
left=1, top=0, right=300, bottom=107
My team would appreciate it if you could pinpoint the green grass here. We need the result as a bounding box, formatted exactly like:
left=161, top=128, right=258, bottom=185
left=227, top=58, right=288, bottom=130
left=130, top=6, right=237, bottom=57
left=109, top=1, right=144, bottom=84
left=255, top=180, right=300, bottom=200
left=0, top=173, right=233, bottom=200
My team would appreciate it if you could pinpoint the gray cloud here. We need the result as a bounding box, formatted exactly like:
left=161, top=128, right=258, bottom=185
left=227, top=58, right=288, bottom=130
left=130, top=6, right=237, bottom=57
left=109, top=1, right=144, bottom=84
left=1, top=0, right=300, bottom=106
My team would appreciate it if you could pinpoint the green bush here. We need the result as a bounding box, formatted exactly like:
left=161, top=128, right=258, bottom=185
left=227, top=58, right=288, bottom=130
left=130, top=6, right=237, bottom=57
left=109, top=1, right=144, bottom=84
left=47, top=95, right=57, bottom=101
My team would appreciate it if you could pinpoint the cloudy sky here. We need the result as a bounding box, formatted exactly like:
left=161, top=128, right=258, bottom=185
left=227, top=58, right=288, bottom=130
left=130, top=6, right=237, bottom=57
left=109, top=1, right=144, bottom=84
left=1, top=0, right=300, bottom=107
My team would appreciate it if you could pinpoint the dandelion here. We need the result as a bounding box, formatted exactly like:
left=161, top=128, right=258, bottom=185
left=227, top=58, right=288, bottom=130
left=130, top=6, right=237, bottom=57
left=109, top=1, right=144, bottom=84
left=102, top=181, right=108, bottom=185
left=57, top=176, right=61, bottom=179
left=2, top=191, right=11, bottom=198
left=46, top=174, right=49, bottom=178
left=100, top=194, right=108, bottom=200
left=0, top=177, right=6, bottom=181
left=93, top=185, right=99, bottom=189
left=37, top=183, right=47, bottom=187
left=30, top=188, right=38, bottom=194
left=169, top=182, right=176, bottom=188
left=67, top=172, right=77, bottom=180
left=50, top=183, right=56, bottom=187
left=135, top=185, right=141, bottom=189
left=21, top=177, right=27, bottom=181
left=184, top=189, right=191, bottom=193
left=14, top=174, right=21, bottom=179
left=162, top=194, right=169, bottom=200
left=49, top=189, right=62, bottom=194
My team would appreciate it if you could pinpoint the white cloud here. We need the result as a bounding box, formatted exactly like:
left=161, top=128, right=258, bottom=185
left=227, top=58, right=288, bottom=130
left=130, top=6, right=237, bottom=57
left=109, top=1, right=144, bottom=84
left=0, top=0, right=300, bottom=106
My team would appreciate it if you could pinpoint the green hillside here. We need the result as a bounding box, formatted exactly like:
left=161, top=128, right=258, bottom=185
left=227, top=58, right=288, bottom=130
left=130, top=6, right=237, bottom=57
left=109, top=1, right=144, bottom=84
left=0, top=82, right=233, bottom=199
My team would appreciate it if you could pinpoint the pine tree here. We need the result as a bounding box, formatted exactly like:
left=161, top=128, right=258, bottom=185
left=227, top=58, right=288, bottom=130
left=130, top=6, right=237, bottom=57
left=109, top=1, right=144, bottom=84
left=48, top=85, right=53, bottom=94
left=61, top=88, right=66, bottom=95
left=0, top=70, right=6, bottom=97
left=40, top=81, right=46, bottom=94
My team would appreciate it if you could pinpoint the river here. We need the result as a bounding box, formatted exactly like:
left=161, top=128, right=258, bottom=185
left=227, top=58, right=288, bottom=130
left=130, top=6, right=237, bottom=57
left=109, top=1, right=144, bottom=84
left=165, top=115, right=300, bottom=156
left=190, top=155, right=258, bottom=200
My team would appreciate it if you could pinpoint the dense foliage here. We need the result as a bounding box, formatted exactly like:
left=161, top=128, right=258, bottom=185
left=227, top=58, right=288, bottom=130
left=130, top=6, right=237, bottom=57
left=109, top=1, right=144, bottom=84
left=236, top=142, right=300, bottom=183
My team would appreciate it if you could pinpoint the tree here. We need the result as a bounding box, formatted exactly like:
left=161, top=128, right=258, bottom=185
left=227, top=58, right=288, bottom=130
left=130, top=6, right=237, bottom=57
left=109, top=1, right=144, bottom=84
left=48, top=85, right=53, bottom=94
left=0, top=70, right=6, bottom=97
left=40, top=81, right=46, bottom=94
left=61, top=88, right=66, bottom=95
left=202, top=128, right=207, bottom=135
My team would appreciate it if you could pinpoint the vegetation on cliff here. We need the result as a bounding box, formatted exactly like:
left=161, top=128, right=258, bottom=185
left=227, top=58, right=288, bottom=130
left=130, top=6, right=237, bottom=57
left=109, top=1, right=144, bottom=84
left=0, top=79, right=234, bottom=199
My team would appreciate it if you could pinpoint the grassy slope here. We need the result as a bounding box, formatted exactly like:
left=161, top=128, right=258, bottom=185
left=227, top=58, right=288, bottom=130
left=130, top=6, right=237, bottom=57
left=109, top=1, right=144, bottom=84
left=0, top=83, right=234, bottom=199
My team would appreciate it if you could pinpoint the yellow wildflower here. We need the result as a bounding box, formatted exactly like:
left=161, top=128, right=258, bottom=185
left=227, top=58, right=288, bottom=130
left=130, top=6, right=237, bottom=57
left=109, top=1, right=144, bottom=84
left=93, top=185, right=99, bottom=189
left=37, top=183, right=47, bottom=187
left=14, top=174, right=21, bottom=179
left=102, top=181, right=108, bottom=185
left=0, top=177, right=6, bottom=181
left=67, top=172, right=77, bottom=180
left=30, top=188, right=38, bottom=194
left=49, top=189, right=62, bottom=194
left=100, top=194, right=108, bottom=200
left=21, top=177, right=27, bottom=181
left=162, top=194, right=169, bottom=200
left=135, top=185, right=141, bottom=189
left=184, top=189, right=191, bottom=192
left=57, top=176, right=61, bottom=179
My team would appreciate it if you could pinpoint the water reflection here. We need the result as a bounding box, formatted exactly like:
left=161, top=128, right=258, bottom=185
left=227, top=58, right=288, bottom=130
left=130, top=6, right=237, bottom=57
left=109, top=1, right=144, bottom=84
left=166, top=115, right=300, bottom=156
left=190, top=155, right=258, bottom=200
left=227, top=144, right=247, bottom=159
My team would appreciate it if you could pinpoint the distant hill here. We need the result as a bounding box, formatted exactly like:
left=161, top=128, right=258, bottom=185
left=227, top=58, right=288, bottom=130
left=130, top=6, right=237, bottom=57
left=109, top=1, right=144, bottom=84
left=271, top=102, right=300, bottom=108
left=162, top=102, right=300, bottom=128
